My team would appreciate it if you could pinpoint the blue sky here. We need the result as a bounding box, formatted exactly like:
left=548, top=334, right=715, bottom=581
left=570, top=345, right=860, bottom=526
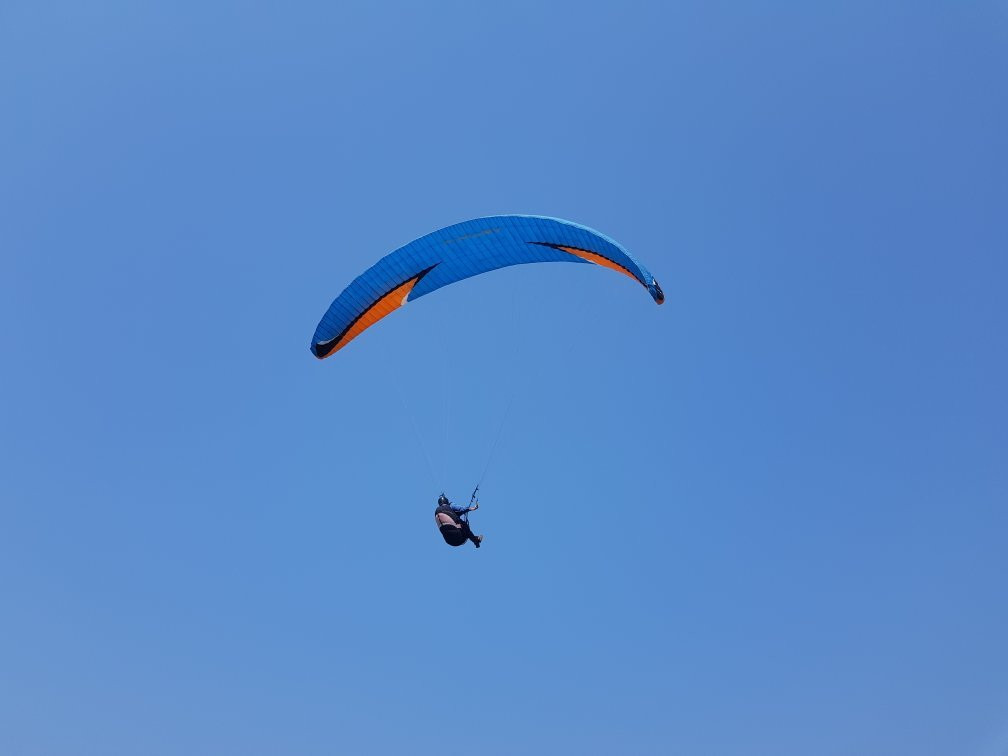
left=2, top=2, right=1006, bottom=754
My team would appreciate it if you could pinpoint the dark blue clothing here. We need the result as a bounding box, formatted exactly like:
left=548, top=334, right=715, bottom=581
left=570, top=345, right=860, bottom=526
left=434, top=503, right=468, bottom=526
left=435, top=500, right=480, bottom=548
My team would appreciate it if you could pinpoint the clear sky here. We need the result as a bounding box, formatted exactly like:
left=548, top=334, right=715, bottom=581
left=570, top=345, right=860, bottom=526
left=2, top=2, right=1006, bottom=754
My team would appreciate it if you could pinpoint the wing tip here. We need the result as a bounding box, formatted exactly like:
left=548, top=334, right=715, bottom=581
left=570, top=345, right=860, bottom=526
left=310, top=342, right=333, bottom=360
left=649, top=279, right=665, bottom=305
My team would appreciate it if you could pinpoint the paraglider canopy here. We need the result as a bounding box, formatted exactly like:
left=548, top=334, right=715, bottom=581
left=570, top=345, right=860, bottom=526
left=310, top=215, right=663, bottom=358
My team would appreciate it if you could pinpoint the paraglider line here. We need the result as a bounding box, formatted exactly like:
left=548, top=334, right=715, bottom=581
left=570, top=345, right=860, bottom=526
left=380, top=342, right=439, bottom=490
left=477, top=390, right=515, bottom=487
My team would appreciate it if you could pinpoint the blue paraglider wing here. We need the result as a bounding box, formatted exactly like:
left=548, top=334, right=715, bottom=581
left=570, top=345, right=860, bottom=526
left=310, top=215, right=663, bottom=358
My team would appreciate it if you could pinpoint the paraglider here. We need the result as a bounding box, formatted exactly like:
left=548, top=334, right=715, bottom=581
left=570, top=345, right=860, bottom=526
left=309, top=215, right=663, bottom=550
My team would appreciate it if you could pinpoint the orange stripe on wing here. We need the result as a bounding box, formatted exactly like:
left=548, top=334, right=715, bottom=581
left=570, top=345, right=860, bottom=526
left=315, top=266, right=435, bottom=358
left=529, top=242, right=644, bottom=287
left=552, top=245, right=641, bottom=284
